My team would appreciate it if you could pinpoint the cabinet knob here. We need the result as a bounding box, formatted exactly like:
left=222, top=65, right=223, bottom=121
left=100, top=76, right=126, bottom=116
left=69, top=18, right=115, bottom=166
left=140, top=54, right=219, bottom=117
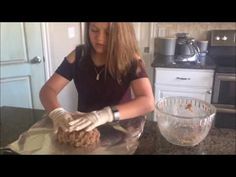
left=215, top=36, right=220, bottom=41
left=206, top=90, right=212, bottom=94
left=222, top=36, right=228, bottom=41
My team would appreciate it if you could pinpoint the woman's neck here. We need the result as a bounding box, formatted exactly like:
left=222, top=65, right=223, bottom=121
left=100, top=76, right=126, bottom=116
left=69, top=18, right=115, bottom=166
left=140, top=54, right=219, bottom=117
left=91, top=51, right=106, bottom=67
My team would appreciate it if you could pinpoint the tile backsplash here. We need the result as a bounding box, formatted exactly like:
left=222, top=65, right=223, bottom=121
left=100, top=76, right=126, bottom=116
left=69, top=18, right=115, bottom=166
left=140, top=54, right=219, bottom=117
left=155, top=22, right=236, bottom=40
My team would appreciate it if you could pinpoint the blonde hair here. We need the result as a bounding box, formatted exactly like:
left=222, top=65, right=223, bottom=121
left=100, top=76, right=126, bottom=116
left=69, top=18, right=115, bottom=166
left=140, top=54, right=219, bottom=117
left=84, top=22, right=142, bottom=82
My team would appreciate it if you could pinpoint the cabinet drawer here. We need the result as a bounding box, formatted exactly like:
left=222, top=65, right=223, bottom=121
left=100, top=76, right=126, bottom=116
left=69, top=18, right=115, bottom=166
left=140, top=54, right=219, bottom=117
left=155, top=68, right=214, bottom=88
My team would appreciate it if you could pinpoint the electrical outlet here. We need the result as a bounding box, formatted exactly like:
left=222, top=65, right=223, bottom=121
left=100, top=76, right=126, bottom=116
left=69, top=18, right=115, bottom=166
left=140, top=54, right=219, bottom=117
left=144, top=47, right=150, bottom=53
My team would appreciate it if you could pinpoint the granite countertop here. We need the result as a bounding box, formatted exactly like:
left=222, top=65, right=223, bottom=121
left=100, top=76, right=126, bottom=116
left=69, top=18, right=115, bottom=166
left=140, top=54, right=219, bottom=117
left=135, top=120, right=236, bottom=155
left=1, top=106, right=235, bottom=154
left=0, top=106, right=45, bottom=148
left=151, top=53, right=216, bottom=70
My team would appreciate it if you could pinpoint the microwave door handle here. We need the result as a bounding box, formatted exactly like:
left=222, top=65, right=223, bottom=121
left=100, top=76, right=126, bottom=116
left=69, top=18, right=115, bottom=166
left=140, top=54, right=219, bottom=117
left=215, top=106, right=236, bottom=114
left=217, top=75, right=236, bottom=82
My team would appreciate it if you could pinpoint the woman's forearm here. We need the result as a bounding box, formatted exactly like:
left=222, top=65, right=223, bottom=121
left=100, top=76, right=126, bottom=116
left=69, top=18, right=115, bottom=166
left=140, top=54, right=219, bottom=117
left=39, top=85, right=61, bottom=113
left=116, top=96, right=155, bottom=120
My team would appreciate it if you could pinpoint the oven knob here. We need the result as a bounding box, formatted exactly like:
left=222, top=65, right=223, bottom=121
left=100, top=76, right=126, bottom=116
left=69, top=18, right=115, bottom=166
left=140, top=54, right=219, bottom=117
left=215, top=36, right=220, bottom=40
left=222, top=36, right=228, bottom=41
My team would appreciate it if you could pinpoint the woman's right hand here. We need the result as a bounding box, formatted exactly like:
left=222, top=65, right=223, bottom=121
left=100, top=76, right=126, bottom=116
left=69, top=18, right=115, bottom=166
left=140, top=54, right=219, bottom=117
left=48, top=107, right=74, bottom=133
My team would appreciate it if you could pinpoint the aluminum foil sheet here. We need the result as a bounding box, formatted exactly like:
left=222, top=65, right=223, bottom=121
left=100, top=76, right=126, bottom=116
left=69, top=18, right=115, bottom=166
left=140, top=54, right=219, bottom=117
left=7, top=115, right=146, bottom=154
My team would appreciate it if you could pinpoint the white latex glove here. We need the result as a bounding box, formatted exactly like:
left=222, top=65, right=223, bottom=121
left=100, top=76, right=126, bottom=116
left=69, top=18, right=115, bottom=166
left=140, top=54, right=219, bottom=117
left=48, top=107, right=74, bottom=133
left=71, top=111, right=86, bottom=119
left=68, top=106, right=114, bottom=132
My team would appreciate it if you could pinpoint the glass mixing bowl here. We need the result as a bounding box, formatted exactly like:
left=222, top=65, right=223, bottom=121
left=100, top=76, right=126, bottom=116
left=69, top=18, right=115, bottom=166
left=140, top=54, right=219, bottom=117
left=155, top=96, right=216, bottom=147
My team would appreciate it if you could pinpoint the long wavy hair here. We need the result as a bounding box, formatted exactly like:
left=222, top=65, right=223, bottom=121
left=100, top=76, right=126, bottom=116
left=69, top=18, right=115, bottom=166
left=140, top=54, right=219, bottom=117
left=84, top=22, right=142, bottom=82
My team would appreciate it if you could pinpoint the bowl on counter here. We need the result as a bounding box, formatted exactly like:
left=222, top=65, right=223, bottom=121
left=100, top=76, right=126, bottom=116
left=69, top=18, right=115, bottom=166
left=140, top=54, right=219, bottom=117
left=155, top=96, right=216, bottom=147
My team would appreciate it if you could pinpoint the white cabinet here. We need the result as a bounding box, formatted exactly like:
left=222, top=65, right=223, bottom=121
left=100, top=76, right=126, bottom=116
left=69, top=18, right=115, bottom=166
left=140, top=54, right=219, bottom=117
left=155, top=85, right=212, bottom=103
left=153, top=67, right=214, bottom=121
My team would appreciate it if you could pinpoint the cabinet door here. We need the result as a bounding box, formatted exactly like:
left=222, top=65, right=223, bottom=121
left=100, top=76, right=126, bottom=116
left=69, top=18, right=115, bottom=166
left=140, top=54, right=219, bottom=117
left=153, top=85, right=212, bottom=121
left=155, top=84, right=212, bottom=103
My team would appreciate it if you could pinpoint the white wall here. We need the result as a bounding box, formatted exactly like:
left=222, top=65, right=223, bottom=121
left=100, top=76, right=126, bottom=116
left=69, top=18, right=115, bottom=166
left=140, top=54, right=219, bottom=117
left=133, top=22, right=154, bottom=87
left=133, top=23, right=155, bottom=121
left=47, top=22, right=82, bottom=111
left=45, top=22, right=154, bottom=112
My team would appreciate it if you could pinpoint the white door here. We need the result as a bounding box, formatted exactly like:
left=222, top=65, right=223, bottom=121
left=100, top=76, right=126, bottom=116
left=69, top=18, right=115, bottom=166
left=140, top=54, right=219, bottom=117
left=0, top=23, right=46, bottom=109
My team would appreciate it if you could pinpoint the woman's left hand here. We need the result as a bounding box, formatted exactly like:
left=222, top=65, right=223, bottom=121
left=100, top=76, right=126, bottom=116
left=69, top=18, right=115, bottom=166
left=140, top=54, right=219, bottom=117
left=68, top=107, right=114, bottom=132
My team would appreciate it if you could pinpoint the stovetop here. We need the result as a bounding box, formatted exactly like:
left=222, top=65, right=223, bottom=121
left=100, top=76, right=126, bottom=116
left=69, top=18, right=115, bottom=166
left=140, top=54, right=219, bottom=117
left=208, top=32, right=235, bottom=73
left=209, top=55, right=236, bottom=73
left=216, top=66, right=236, bottom=73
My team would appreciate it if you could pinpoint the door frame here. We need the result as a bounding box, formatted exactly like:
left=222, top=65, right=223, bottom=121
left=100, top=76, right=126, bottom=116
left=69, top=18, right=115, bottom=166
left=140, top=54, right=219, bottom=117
left=41, top=23, right=52, bottom=80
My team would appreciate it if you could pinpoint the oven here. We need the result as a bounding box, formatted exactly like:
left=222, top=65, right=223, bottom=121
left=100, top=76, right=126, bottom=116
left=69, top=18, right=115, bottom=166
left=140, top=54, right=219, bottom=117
left=208, top=30, right=236, bottom=129
left=212, top=72, right=236, bottom=128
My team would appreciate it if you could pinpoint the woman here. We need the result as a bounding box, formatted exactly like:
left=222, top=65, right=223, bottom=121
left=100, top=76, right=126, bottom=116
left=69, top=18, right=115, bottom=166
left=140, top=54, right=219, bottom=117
left=40, top=22, right=154, bottom=133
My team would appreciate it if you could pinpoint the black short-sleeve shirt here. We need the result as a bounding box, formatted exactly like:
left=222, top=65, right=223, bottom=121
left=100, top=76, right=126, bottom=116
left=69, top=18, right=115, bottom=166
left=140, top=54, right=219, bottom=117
left=56, top=45, right=148, bottom=112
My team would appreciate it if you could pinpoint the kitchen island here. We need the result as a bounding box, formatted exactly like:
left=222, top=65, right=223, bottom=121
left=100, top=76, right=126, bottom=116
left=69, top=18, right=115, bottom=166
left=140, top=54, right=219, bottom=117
left=1, top=106, right=235, bottom=154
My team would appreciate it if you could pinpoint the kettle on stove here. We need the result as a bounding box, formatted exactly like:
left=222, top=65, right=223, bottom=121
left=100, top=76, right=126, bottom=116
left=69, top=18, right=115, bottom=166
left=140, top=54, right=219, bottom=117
left=175, top=33, right=200, bottom=62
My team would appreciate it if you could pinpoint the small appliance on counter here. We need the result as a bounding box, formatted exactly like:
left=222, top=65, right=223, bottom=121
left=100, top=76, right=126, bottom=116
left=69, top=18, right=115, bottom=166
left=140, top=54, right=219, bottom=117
left=154, top=33, right=210, bottom=65
left=155, top=36, right=176, bottom=56
left=174, top=33, right=201, bottom=63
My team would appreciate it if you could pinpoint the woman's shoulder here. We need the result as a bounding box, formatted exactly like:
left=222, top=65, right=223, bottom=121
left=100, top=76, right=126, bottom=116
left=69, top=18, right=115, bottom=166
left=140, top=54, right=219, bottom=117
left=133, top=53, right=141, bottom=61
left=130, top=54, right=147, bottom=77
left=66, top=50, right=76, bottom=64
left=65, top=44, right=86, bottom=64
left=132, top=54, right=145, bottom=67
